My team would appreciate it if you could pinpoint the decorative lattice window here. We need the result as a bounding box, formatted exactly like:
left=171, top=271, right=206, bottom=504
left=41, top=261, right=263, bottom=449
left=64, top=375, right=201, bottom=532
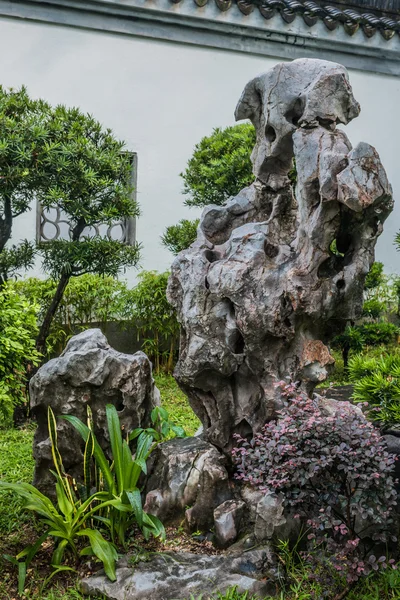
left=36, top=153, right=137, bottom=245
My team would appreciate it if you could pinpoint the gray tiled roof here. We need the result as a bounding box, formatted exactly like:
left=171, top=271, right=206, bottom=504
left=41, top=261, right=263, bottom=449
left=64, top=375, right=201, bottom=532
left=176, top=0, right=400, bottom=39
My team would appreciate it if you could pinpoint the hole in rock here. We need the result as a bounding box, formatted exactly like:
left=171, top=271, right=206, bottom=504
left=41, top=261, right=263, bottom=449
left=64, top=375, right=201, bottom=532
left=233, top=330, right=245, bottom=355
left=284, top=98, right=304, bottom=126
left=336, top=279, right=345, bottom=290
left=265, top=125, right=277, bottom=143
left=204, top=276, right=210, bottom=290
left=317, top=116, right=336, bottom=129
left=317, top=256, right=345, bottom=279
left=204, top=249, right=219, bottom=263
left=233, top=419, right=253, bottom=441
left=264, top=241, right=279, bottom=259
left=284, top=317, right=292, bottom=328
left=115, top=398, right=125, bottom=412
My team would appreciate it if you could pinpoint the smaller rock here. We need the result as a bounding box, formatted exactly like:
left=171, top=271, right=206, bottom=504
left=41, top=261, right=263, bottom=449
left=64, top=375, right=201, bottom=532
left=214, top=499, right=245, bottom=548
left=144, top=437, right=232, bottom=532
left=255, top=493, right=286, bottom=542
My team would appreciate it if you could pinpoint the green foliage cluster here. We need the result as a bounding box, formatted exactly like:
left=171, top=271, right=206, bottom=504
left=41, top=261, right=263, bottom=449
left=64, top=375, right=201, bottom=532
left=11, top=274, right=128, bottom=355
left=0, top=84, right=141, bottom=356
left=0, top=86, right=51, bottom=285
left=349, top=353, right=400, bottom=424
left=124, top=271, right=179, bottom=372
left=7, top=271, right=179, bottom=374
left=162, top=123, right=256, bottom=256
left=0, top=402, right=177, bottom=592
left=181, top=123, right=255, bottom=208
left=0, top=288, right=41, bottom=425
left=161, top=219, right=199, bottom=256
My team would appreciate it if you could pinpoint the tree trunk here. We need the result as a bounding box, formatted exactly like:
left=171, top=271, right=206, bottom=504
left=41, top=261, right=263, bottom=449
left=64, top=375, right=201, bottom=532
left=35, top=272, right=71, bottom=357
left=0, top=195, right=13, bottom=288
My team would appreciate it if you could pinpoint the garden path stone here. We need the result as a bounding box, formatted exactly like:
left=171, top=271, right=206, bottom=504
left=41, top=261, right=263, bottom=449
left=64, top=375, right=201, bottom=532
left=80, top=550, right=277, bottom=599
left=30, top=328, right=159, bottom=497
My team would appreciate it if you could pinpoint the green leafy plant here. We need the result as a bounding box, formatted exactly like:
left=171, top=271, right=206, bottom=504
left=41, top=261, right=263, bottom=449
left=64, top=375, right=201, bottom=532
left=0, top=287, right=41, bottom=425
left=123, top=271, right=179, bottom=373
left=131, top=405, right=186, bottom=443
left=32, top=104, right=140, bottom=355
left=61, top=404, right=165, bottom=548
left=365, top=262, right=385, bottom=292
left=349, top=353, right=400, bottom=424
left=0, top=407, right=124, bottom=592
left=11, top=275, right=129, bottom=357
left=1, top=403, right=166, bottom=592
left=161, top=219, right=199, bottom=256
left=362, top=298, right=386, bottom=319
left=0, top=86, right=53, bottom=286
left=181, top=123, right=256, bottom=208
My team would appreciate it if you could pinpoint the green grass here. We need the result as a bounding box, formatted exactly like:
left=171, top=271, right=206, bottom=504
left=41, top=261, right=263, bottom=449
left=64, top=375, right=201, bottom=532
left=155, top=373, right=201, bottom=436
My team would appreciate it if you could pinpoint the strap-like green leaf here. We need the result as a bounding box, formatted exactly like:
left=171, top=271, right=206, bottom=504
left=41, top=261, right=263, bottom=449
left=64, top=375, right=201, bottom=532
left=61, top=415, right=115, bottom=494
left=48, top=407, right=74, bottom=505
left=76, top=529, right=118, bottom=581
left=106, top=404, right=124, bottom=495
left=125, top=488, right=143, bottom=527
left=84, top=430, right=95, bottom=498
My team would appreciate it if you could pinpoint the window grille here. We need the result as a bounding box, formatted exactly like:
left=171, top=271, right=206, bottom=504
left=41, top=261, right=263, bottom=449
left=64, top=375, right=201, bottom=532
left=36, top=153, right=137, bottom=245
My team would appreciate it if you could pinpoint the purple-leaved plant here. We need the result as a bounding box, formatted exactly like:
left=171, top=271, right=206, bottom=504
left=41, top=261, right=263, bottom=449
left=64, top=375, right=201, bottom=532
left=232, top=381, right=398, bottom=587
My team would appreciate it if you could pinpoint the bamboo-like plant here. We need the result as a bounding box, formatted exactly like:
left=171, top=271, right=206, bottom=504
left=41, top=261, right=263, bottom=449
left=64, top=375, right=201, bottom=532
left=61, top=403, right=165, bottom=547
left=1, top=404, right=166, bottom=592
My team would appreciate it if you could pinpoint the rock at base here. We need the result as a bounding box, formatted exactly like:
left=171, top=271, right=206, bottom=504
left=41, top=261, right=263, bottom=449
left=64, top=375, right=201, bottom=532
left=30, top=328, right=159, bottom=497
left=144, top=437, right=232, bottom=532
left=80, top=551, right=277, bottom=599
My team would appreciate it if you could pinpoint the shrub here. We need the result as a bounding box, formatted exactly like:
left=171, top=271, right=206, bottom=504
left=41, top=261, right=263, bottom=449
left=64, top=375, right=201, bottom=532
left=0, top=86, right=51, bottom=286
left=358, top=322, right=399, bottom=346
left=161, top=218, right=199, bottom=255
left=0, top=288, right=40, bottom=425
left=11, top=275, right=129, bottom=356
left=123, top=271, right=179, bottom=373
left=232, top=381, right=397, bottom=587
left=349, top=353, right=400, bottom=424
left=182, top=123, right=256, bottom=208
left=362, top=298, right=386, bottom=319
left=365, top=262, right=385, bottom=291
left=331, top=322, right=399, bottom=369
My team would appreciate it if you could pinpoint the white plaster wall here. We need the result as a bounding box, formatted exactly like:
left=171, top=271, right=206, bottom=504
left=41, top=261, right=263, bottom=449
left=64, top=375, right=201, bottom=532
left=0, top=17, right=399, bottom=284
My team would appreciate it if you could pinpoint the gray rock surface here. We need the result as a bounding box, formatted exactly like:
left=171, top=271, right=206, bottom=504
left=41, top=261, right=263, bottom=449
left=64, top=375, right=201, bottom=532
left=144, top=437, right=232, bottom=532
left=214, top=499, right=245, bottom=548
left=81, top=551, right=277, bottom=599
left=30, top=329, right=159, bottom=496
left=168, top=58, right=393, bottom=452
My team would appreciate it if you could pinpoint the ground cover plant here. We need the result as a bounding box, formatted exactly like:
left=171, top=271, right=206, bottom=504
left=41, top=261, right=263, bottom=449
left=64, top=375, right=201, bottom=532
left=232, top=381, right=398, bottom=599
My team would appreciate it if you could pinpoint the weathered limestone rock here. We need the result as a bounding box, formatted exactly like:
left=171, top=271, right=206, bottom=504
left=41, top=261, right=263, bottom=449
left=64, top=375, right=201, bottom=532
left=214, top=499, right=245, bottom=548
left=30, top=329, right=159, bottom=496
left=144, top=437, right=232, bottom=532
left=81, top=551, right=277, bottom=599
left=168, top=58, right=393, bottom=451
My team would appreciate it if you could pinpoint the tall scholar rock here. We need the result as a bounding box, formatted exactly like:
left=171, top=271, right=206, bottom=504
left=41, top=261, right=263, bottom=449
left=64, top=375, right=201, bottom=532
left=168, top=58, right=393, bottom=451
left=30, top=329, right=159, bottom=496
